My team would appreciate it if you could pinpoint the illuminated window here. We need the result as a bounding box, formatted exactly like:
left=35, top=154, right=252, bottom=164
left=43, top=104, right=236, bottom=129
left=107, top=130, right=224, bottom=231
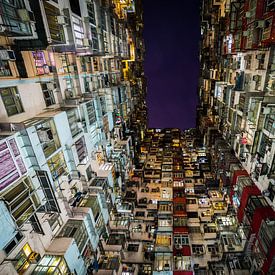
left=0, top=87, right=24, bottom=116
left=47, top=151, right=67, bottom=181
left=0, top=59, right=12, bottom=76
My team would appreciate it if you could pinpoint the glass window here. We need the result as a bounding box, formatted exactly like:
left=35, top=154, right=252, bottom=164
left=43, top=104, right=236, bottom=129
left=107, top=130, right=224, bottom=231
left=41, top=83, right=55, bottom=106
left=86, top=101, right=96, bottom=125
left=0, top=87, right=24, bottom=116
left=36, top=120, right=60, bottom=158
left=258, top=133, right=272, bottom=157
left=32, top=51, right=49, bottom=75
left=44, top=2, right=65, bottom=43
left=0, top=59, right=12, bottom=76
left=264, top=111, right=275, bottom=135
left=3, top=177, right=40, bottom=227
left=174, top=235, right=189, bottom=245
left=75, top=137, right=87, bottom=163
left=47, top=151, right=67, bottom=181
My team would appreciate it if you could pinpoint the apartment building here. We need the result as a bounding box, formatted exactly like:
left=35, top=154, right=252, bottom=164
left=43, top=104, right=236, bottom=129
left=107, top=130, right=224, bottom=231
left=0, top=0, right=146, bottom=274
left=198, top=0, right=275, bottom=274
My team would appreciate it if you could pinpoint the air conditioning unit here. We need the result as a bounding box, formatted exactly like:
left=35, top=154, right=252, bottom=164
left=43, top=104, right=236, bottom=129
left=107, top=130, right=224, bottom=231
left=7, top=50, right=16, bottom=61
left=83, top=38, right=92, bottom=47
left=46, top=82, right=55, bottom=90
left=262, top=107, right=271, bottom=114
left=245, top=12, right=251, bottom=18
left=255, top=20, right=265, bottom=28
left=243, top=31, right=249, bottom=36
left=57, top=15, right=68, bottom=25
left=256, top=54, right=263, bottom=60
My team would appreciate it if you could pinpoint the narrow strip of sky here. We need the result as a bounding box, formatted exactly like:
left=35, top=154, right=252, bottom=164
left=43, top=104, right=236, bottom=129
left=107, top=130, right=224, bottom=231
left=143, top=1, right=201, bottom=130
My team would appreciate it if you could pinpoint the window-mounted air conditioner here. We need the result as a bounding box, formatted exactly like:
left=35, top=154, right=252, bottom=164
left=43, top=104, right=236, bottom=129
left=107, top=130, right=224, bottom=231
left=255, top=20, right=265, bottom=29
left=243, top=31, right=249, bottom=37
left=83, top=38, right=92, bottom=47
left=57, top=15, right=68, bottom=25
left=262, top=107, right=271, bottom=115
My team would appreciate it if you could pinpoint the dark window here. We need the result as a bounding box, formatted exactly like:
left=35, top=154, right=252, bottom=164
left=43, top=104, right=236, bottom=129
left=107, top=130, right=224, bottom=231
left=69, top=0, right=81, bottom=16
left=0, top=87, right=24, bottom=116
left=41, top=83, right=55, bottom=106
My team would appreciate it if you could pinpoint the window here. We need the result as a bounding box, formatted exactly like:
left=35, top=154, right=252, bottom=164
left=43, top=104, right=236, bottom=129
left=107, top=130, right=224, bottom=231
left=87, top=1, right=96, bottom=25
left=86, top=101, right=96, bottom=125
left=75, top=137, right=87, bottom=163
left=127, top=244, right=139, bottom=252
left=264, top=111, right=275, bottom=135
left=192, top=244, right=205, bottom=254
left=4, top=232, right=23, bottom=255
left=257, top=54, right=265, bottom=70
left=266, top=0, right=275, bottom=12
left=72, top=16, right=84, bottom=47
left=156, top=234, right=172, bottom=246
left=14, top=243, right=35, bottom=274
left=0, top=59, right=12, bottom=76
left=67, top=109, right=82, bottom=137
left=174, top=235, right=189, bottom=246
left=173, top=217, right=187, bottom=227
left=189, top=227, right=200, bottom=233
left=1, top=1, right=32, bottom=36
left=245, top=55, right=252, bottom=69
left=91, top=25, right=99, bottom=51
left=258, top=133, right=272, bottom=157
left=47, top=151, right=67, bottom=181
left=34, top=255, right=69, bottom=274
left=59, top=219, right=88, bottom=252
left=32, top=51, right=49, bottom=75
left=2, top=177, right=40, bottom=227
left=44, top=2, right=65, bottom=43
left=36, top=120, right=60, bottom=158
left=47, top=213, right=63, bottom=232
left=0, top=87, right=24, bottom=116
left=41, top=83, right=55, bottom=106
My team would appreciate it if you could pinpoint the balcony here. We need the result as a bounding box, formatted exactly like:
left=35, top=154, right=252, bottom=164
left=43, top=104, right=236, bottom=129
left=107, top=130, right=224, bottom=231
left=221, top=233, right=243, bottom=253
left=97, top=255, right=121, bottom=274
left=212, top=201, right=228, bottom=214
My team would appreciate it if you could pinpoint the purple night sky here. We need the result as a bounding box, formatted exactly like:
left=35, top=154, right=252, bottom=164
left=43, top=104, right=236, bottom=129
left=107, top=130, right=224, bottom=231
left=143, top=1, right=201, bottom=130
